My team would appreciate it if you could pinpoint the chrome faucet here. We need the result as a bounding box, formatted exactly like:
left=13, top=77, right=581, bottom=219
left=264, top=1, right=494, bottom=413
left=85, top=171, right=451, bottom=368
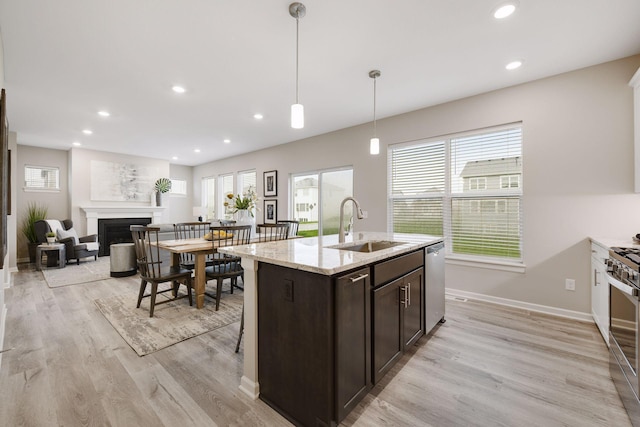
left=339, top=197, right=365, bottom=243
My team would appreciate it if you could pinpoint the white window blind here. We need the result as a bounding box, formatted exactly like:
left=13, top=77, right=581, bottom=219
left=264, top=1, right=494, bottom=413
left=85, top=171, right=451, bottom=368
left=238, top=170, right=257, bottom=195
left=24, top=165, right=60, bottom=190
left=389, top=124, right=523, bottom=262
left=170, top=179, right=187, bottom=195
left=221, top=174, right=234, bottom=217
left=202, top=177, right=215, bottom=220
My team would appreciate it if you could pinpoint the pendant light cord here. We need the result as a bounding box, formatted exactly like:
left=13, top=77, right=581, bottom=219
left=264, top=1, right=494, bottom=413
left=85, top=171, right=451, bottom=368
left=373, top=76, right=377, bottom=137
left=295, top=15, right=300, bottom=104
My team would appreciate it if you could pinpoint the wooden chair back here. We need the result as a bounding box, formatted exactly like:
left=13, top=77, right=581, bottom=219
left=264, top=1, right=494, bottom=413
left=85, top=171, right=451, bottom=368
left=130, top=225, right=164, bottom=280
left=277, top=220, right=299, bottom=237
left=256, top=223, right=290, bottom=242
left=174, top=222, right=211, bottom=268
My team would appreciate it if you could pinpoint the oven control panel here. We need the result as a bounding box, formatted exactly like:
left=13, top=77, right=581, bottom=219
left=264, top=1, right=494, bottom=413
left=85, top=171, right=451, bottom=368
left=608, top=258, right=639, bottom=287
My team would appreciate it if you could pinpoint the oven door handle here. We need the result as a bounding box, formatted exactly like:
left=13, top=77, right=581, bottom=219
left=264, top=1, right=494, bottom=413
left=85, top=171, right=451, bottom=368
left=608, top=273, right=639, bottom=297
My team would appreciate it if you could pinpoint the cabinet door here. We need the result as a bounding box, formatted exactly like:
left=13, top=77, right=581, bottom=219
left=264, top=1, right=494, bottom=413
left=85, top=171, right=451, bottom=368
left=335, top=267, right=371, bottom=422
left=373, top=278, right=403, bottom=384
left=591, top=242, right=610, bottom=345
left=403, top=268, right=424, bottom=349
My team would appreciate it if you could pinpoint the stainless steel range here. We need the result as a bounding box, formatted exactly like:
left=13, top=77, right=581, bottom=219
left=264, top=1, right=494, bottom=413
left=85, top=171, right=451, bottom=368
left=608, top=247, right=640, bottom=426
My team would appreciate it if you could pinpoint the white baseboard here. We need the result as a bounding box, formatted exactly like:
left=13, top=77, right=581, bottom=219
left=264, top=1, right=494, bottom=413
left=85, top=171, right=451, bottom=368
left=445, top=288, right=594, bottom=323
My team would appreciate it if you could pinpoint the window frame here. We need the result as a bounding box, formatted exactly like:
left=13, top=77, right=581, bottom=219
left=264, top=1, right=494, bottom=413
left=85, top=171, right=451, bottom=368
left=24, top=164, right=60, bottom=192
left=388, top=123, right=524, bottom=272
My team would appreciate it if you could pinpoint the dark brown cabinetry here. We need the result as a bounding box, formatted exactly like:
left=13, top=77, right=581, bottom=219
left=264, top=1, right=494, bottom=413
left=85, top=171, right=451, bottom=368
left=257, top=263, right=371, bottom=427
left=372, top=250, right=425, bottom=384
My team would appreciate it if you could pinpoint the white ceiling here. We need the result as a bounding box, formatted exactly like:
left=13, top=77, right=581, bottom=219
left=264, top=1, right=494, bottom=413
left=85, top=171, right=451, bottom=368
left=1, top=0, right=639, bottom=166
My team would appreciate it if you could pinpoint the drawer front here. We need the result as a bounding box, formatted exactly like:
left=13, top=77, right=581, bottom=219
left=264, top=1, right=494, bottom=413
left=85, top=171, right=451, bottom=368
left=373, top=249, right=423, bottom=287
left=591, top=241, right=608, bottom=265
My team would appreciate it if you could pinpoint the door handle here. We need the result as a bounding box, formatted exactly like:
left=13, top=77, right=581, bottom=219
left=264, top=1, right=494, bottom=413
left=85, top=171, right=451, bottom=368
left=350, top=273, right=369, bottom=283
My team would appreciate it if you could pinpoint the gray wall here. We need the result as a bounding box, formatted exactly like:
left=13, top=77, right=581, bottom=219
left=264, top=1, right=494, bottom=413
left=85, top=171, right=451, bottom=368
left=14, top=147, right=194, bottom=260
left=192, top=55, right=640, bottom=315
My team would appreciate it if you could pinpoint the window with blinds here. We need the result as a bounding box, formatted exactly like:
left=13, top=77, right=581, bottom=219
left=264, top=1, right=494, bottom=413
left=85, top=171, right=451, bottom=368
left=169, top=179, right=187, bottom=195
left=202, top=177, right=216, bottom=220
left=24, top=165, right=60, bottom=191
left=238, top=170, right=257, bottom=195
left=220, top=174, right=234, bottom=217
left=389, top=124, right=523, bottom=262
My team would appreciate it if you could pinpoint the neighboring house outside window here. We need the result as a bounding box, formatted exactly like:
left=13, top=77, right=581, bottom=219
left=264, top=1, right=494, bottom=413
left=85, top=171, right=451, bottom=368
left=388, top=125, right=523, bottom=264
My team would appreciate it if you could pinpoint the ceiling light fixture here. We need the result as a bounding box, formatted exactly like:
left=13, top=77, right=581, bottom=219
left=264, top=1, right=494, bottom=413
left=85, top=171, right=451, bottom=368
left=194, top=148, right=201, bottom=153
left=505, top=60, right=523, bottom=70
left=172, top=85, right=186, bottom=93
left=98, top=111, right=110, bottom=117
left=223, top=139, right=231, bottom=144
left=254, top=113, right=263, bottom=120
left=369, top=70, right=381, bottom=155
left=172, top=156, right=178, bottom=160
left=289, top=2, right=306, bottom=129
left=72, top=141, right=81, bottom=146
left=82, top=129, right=93, bottom=135
left=493, top=2, right=518, bottom=19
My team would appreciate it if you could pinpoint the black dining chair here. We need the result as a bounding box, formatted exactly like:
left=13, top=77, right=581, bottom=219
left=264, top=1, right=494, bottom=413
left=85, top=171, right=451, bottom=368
left=173, top=222, right=211, bottom=269
left=205, top=225, right=251, bottom=311
left=130, top=225, right=193, bottom=317
left=256, top=223, right=290, bottom=242
left=277, top=220, right=300, bottom=237
left=236, top=223, right=289, bottom=353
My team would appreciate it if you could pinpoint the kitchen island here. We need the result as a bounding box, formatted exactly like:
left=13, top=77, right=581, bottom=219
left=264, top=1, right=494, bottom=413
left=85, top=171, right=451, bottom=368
left=218, top=231, right=444, bottom=426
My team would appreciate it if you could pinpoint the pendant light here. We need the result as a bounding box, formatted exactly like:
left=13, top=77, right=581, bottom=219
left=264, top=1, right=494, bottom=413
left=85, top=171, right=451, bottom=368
left=289, top=3, right=306, bottom=129
left=369, top=70, right=381, bottom=155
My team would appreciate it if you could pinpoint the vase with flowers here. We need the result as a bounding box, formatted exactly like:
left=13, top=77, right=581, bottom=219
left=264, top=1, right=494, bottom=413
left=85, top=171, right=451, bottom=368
left=225, top=187, right=259, bottom=237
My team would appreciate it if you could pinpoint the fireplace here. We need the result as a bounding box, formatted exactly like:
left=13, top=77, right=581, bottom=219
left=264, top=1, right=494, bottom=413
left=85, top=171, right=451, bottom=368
left=98, top=218, right=151, bottom=256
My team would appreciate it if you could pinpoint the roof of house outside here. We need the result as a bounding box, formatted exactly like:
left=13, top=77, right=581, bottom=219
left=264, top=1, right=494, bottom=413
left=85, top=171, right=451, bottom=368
left=460, top=156, right=522, bottom=178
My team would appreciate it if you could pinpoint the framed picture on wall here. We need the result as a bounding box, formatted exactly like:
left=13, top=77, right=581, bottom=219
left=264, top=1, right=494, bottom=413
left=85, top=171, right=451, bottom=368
left=264, top=199, right=277, bottom=224
left=264, top=170, right=277, bottom=197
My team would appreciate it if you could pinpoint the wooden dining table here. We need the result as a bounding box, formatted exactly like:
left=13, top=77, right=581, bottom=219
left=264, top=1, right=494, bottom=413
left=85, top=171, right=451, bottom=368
left=155, top=233, right=299, bottom=309
left=154, top=237, right=222, bottom=309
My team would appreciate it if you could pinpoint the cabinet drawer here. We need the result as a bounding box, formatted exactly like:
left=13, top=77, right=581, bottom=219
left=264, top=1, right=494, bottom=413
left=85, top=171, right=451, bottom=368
left=591, top=241, right=609, bottom=264
left=373, top=249, right=423, bottom=287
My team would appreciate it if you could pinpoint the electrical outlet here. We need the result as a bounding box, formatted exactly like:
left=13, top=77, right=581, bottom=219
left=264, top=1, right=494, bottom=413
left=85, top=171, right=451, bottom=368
left=565, top=279, right=576, bottom=291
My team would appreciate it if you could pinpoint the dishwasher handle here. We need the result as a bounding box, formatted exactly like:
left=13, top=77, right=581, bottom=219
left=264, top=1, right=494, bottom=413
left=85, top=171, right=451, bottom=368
left=427, top=243, right=444, bottom=255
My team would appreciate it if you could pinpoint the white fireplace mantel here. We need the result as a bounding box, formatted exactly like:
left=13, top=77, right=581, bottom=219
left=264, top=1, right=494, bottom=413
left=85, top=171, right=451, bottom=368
left=81, top=206, right=165, bottom=235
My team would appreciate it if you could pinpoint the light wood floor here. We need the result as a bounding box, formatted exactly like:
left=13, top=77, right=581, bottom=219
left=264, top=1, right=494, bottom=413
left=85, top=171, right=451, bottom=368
left=0, top=265, right=631, bottom=426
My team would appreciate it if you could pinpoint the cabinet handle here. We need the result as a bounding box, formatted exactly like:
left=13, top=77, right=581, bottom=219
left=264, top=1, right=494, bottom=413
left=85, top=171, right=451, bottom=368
left=407, top=282, right=411, bottom=306
left=400, top=286, right=408, bottom=308
left=350, top=273, right=369, bottom=283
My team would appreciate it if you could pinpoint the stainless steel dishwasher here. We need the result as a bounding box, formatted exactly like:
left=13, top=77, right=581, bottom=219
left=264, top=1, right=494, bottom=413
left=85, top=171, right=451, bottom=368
left=425, top=242, right=445, bottom=333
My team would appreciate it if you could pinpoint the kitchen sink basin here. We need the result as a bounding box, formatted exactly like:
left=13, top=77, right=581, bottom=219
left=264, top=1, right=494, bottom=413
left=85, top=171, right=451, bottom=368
left=330, top=240, right=406, bottom=253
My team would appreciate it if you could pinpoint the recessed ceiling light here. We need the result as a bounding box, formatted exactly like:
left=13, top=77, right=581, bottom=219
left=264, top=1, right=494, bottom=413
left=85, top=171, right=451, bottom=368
left=493, top=2, right=518, bottom=19
left=253, top=113, right=263, bottom=120
left=172, top=156, right=178, bottom=160
left=98, top=111, right=110, bottom=117
left=223, top=139, right=231, bottom=144
left=172, top=86, right=186, bottom=93
left=82, top=129, right=93, bottom=135
left=72, top=141, right=81, bottom=146
left=505, top=60, right=523, bottom=70
left=194, top=148, right=201, bottom=153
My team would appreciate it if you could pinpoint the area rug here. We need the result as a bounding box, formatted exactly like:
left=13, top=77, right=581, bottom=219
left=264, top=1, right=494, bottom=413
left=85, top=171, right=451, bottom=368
left=43, top=256, right=111, bottom=288
left=95, top=289, right=243, bottom=356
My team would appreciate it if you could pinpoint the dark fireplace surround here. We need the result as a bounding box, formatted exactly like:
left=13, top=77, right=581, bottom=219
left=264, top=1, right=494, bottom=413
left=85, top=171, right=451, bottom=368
left=98, top=217, right=151, bottom=256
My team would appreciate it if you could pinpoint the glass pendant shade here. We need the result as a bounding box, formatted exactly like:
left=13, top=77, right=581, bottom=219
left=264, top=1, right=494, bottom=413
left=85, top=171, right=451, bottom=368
left=370, top=137, right=380, bottom=155
left=291, top=103, right=304, bottom=129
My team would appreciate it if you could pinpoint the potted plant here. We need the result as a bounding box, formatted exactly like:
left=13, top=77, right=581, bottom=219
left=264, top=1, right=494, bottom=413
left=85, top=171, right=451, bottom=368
left=45, top=231, right=56, bottom=244
left=21, top=202, right=48, bottom=262
left=154, top=178, right=172, bottom=206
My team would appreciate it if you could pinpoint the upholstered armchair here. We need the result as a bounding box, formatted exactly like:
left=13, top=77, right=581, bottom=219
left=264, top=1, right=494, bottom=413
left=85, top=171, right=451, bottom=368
left=34, top=219, right=99, bottom=265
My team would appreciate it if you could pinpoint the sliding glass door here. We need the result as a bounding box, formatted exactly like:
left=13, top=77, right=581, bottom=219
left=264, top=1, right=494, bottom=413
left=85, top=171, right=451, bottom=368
left=292, top=167, right=353, bottom=237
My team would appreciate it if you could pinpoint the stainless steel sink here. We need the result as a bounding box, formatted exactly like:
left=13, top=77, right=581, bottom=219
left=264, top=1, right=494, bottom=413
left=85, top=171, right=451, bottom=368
left=331, top=240, right=406, bottom=253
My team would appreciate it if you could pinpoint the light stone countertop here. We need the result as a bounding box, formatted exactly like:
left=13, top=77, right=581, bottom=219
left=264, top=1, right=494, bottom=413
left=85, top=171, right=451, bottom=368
left=217, top=231, right=444, bottom=276
left=590, top=236, right=640, bottom=250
